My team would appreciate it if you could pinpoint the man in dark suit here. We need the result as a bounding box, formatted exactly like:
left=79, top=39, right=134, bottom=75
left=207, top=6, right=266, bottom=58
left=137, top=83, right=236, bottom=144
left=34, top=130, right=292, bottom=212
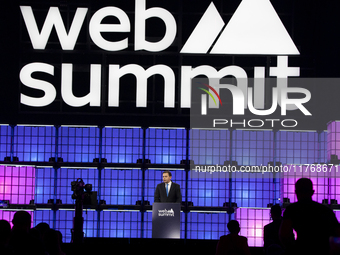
left=154, top=170, right=182, bottom=203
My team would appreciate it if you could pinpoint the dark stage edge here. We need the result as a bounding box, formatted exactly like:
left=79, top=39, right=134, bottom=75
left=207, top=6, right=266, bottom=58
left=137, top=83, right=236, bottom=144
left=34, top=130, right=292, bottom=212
left=61, top=238, right=264, bottom=255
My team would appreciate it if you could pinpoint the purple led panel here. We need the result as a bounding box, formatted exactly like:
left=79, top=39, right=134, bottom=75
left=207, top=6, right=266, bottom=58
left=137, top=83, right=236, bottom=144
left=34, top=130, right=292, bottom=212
left=327, top=121, right=340, bottom=203
left=0, top=165, right=35, bottom=204
left=280, top=173, right=329, bottom=204
left=235, top=208, right=271, bottom=247
left=335, top=211, right=340, bottom=223
left=327, top=121, right=340, bottom=161
left=329, top=177, right=340, bottom=203
left=0, top=210, right=34, bottom=228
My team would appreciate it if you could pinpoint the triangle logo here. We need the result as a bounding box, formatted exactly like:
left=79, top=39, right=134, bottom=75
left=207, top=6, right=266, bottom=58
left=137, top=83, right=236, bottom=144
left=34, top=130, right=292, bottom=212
left=180, top=2, right=225, bottom=54
left=181, top=0, right=300, bottom=55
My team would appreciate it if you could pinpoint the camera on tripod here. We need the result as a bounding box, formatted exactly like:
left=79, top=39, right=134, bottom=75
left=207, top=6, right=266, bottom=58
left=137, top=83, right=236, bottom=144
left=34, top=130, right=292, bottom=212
left=71, top=178, right=97, bottom=206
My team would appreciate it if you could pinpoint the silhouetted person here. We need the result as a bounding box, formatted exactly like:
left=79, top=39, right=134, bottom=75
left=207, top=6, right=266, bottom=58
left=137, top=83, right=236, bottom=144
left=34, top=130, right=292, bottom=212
left=264, top=204, right=291, bottom=255
left=0, top=219, right=12, bottom=254
left=55, top=230, right=64, bottom=246
left=8, top=211, right=45, bottom=255
left=35, top=222, right=50, bottom=240
left=43, top=229, right=65, bottom=255
left=279, top=178, right=340, bottom=255
left=216, top=220, right=251, bottom=255
left=34, top=222, right=50, bottom=237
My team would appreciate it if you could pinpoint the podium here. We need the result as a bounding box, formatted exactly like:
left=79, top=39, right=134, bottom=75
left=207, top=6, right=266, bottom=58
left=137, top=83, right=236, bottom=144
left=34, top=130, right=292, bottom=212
left=152, top=202, right=181, bottom=239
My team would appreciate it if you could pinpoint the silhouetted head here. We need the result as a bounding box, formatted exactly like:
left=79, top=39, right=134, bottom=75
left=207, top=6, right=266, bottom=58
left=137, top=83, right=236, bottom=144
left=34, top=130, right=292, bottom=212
left=12, top=211, right=31, bottom=232
left=35, top=222, right=50, bottom=239
left=295, top=178, right=314, bottom=201
left=0, top=219, right=11, bottom=244
left=43, top=229, right=63, bottom=254
left=227, top=220, right=240, bottom=234
left=270, top=204, right=282, bottom=220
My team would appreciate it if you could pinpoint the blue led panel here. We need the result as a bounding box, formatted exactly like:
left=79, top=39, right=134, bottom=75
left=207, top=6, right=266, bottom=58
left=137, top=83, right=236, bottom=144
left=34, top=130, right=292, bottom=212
left=57, top=168, right=98, bottom=204
left=14, top=125, right=55, bottom=162
left=232, top=130, right=273, bottom=166
left=276, top=131, right=320, bottom=165
left=99, top=211, right=141, bottom=238
left=33, top=210, right=54, bottom=230
left=102, top=128, right=143, bottom=163
left=188, top=176, right=229, bottom=207
left=143, top=211, right=152, bottom=238
left=0, top=125, right=11, bottom=161
left=58, top=126, right=99, bottom=163
left=186, top=212, right=235, bottom=240
left=146, top=128, right=187, bottom=164
left=232, top=176, right=275, bottom=207
left=56, top=210, right=97, bottom=243
left=101, top=169, right=142, bottom=205
left=190, top=129, right=230, bottom=165
left=35, top=168, right=55, bottom=204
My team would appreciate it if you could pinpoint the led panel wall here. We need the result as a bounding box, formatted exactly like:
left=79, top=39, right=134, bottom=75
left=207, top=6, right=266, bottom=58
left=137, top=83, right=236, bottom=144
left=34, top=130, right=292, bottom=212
left=327, top=121, right=340, bottom=204
left=188, top=176, right=229, bottom=207
left=0, top=165, right=35, bottom=204
left=99, top=211, right=141, bottom=239
left=0, top=210, right=34, bottom=228
left=101, top=168, right=142, bottom=205
left=186, top=212, right=235, bottom=240
left=13, top=125, right=55, bottom=162
left=232, top=130, right=274, bottom=166
left=102, top=128, right=143, bottom=164
left=327, top=121, right=340, bottom=160
left=190, top=129, right=230, bottom=165
left=35, top=167, right=55, bottom=204
left=329, top=178, right=340, bottom=204
left=276, top=131, right=323, bottom=165
left=146, top=128, right=187, bottom=164
left=57, top=168, right=98, bottom=204
left=231, top=175, right=277, bottom=207
left=33, top=210, right=54, bottom=230
left=58, top=126, right=99, bottom=163
left=280, top=176, right=329, bottom=204
left=0, top=125, right=11, bottom=161
left=235, top=208, right=271, bottom=247
left=0, top=126, right=338, bottom=246
left=56, top=209, right=97, bottom=243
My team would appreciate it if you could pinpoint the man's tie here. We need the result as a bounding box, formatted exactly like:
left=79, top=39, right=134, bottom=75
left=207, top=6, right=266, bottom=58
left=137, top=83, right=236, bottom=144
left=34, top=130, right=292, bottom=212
left=166, top=183, right=169, bottom=197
